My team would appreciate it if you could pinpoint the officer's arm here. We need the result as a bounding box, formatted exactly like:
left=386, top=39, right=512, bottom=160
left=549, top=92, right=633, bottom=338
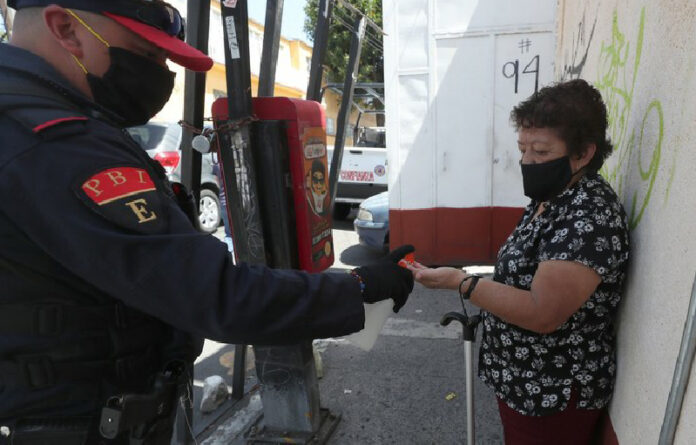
left=1, top=132, right=365, bottom=344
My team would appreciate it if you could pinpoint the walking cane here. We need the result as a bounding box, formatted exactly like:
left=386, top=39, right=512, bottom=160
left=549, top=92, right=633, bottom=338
left=441, top=295, right=481, bottom=445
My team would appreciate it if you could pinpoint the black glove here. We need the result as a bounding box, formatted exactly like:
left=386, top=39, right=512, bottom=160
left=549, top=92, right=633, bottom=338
left=383, top=244, right=416, bottom=264
left=353, top=244, right=415, bottom=313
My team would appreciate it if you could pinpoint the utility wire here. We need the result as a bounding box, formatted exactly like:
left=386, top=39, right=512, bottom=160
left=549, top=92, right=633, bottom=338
left=332, top=6, right=383, bottom=52
left=332, top=1, right=384, bottom=46
left=331, top=13, right=382, bottom=54
left=335, top=0, right=385, bottom=36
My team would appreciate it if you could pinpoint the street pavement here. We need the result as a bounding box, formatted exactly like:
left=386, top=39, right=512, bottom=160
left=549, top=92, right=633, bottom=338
left=189, top=215, right=504, bottom=444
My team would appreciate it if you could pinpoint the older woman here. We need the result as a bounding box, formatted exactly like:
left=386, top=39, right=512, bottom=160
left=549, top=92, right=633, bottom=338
left=408, top=79, right=630, bottom=444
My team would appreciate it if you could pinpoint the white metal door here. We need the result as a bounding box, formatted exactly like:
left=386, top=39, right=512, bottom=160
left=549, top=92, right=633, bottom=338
left=434, top=35, right=494, bottom=208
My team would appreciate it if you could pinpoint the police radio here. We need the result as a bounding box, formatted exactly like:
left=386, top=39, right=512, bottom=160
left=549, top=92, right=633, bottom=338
left=212, top=97, right=334, bottom=272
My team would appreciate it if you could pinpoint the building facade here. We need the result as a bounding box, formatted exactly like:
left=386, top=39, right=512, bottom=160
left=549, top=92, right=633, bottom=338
left=557, top=1, right=696, bottom=443
left=155, top=1, right=315, bottom=124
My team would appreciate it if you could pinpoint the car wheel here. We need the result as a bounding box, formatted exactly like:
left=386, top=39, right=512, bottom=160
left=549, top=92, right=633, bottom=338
left=333, top=203, right=351, bottom=220
left=198, top=189, right=221, bottom=234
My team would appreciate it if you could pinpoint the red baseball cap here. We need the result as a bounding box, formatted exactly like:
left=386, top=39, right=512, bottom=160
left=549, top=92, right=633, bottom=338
left=9, top=0, right=214, bottom=72
left=104, top=12, right=213, bottom=72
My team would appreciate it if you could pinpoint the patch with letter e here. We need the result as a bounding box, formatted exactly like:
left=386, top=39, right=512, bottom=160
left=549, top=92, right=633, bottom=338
left=75, top=166, right=166, bottom=234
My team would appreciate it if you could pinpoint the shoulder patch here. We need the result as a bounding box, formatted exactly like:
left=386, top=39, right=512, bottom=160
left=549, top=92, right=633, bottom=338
left=75, top=166, right=167, bottom=234
left=33, top=116, right=88, bottom=133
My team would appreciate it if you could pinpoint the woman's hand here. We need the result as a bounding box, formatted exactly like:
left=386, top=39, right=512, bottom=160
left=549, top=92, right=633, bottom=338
left=405, top=262, right=465, bottom=290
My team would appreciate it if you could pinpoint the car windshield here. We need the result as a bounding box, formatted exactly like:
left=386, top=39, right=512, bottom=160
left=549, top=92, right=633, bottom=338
left=127, top=123, right=180, bottom=151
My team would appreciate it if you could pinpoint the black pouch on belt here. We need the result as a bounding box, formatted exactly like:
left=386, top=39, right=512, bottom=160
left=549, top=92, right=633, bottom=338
left=99, top=361, right=185, bottom=444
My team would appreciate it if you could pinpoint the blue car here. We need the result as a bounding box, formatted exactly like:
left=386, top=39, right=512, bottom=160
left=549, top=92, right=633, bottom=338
left=353, top=191, right=389, bottom=252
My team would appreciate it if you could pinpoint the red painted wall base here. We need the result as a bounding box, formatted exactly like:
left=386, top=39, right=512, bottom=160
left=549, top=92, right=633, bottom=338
left=390, top=206, right=524, bottom=265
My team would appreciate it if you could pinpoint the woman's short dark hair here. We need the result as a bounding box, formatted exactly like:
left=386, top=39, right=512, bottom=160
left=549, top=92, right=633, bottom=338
left=510, top=79, right=613, bottom=172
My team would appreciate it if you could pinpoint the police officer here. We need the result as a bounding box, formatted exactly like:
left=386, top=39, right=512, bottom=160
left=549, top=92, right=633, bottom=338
left=0, top=1, right=415, bottom=443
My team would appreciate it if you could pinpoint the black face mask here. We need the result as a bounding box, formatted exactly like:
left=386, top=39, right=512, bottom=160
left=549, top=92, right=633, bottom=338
left=521, top=156, right=573, bottom=201
left=87, top=47, right=175, bottom=127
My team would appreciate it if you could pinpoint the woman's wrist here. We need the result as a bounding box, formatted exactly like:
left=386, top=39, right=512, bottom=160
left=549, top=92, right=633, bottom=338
left=455, top=270, right=469, bottom=292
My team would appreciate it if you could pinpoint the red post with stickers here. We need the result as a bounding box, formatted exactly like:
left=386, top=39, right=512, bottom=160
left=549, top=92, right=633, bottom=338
left=211, top=96, right=334, bottom=273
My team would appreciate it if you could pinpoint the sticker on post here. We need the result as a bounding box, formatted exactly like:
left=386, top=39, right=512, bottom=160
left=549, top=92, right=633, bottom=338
left=225, top=16, right=241, bottom=59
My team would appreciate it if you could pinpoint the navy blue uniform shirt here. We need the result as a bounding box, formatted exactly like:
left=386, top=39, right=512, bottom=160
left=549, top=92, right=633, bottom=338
left=0, top=42, right=364, bottom=351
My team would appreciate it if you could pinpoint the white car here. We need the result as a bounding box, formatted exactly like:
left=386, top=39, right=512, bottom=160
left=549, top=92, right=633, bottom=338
left=327, top=144, right=388, bottom=219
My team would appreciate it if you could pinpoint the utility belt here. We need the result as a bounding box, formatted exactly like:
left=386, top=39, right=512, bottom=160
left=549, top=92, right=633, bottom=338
left=1, top=362, right=186, bottom=445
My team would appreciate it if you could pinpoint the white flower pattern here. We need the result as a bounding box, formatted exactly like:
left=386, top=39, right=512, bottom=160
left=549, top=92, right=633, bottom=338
left=478, top=173, right=629, bottom=416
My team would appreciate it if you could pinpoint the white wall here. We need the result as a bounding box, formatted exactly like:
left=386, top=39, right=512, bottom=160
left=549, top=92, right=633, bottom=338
left=557, top=1, right=696, bottom=443
left=384, top=0, right=557, bottom=211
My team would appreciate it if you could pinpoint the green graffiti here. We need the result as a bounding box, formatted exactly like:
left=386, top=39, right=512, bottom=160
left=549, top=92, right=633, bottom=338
left=596, top=8, right=665, bottom=230
left=664, top=150, right=677, bottom=206
left=628, top=100, right=662, bottom=229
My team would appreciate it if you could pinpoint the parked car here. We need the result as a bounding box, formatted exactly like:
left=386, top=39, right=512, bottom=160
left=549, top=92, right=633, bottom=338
left=353, top=191, right=389, bottom=252
left=126, top=122, right=223, bottom=234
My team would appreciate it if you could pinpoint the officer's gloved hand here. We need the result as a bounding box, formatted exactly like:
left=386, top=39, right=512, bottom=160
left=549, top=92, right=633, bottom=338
left=353, top=245, right=415, bottom=313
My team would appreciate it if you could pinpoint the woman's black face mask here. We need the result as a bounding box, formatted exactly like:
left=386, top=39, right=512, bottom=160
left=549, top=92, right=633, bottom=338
left=520, top=156, right=572, bottom=202
left=87, top=47, right=176, bottom=127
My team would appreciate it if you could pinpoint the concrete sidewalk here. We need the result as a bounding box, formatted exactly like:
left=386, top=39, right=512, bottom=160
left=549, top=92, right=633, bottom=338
left=193, top=223, right=504, bottom=443
left=312, top=282, right=504, bottom=444
left=193, top=283, right=504, bottom=444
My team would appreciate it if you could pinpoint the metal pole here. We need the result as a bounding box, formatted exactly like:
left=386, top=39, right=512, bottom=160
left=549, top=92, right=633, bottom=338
left=659, top=273, right=696, bottom=445
left=218, top=7, right=328, bottom=440
left=306, top=0, right=333, bottom=101
left=258, top=0, right=284, bottom=97
left=464, top=341, right=475, bottom=445
left=180, top=0, right=209, bottom=206
left=218, top=0, right=267, bottom=402
left=219, top=0, right=266, bottom=265
left=231, top=344, right=247, bottom=400
left=174, top=2, right=210, bottom=442
left=328, top=16, right=366, bottom=213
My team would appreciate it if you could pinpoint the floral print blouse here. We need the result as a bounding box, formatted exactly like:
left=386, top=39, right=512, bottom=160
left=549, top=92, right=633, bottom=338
left=479, top=172, right=630, bottom=416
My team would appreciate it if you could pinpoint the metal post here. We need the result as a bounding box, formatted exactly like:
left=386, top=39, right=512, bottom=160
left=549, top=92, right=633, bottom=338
left=306, top=0, right=334, bottom=101
left=180, top=0, right=209, bottom=204
left=219, top=0, right=266, bottom=265
left=231, top=344, right=247, bottom=400
left=328, top=16, right=366, bottom=213
left=219, top=0, right=266, bottom=403
left=218, top=5, right=331, bottom=442
left=258, top=0, right=284, bottom=97
left=250, top=120, right=297, bottom=269
left=174, top=2, right=210, bottom=443
left=659, top=273, right=696, bottom=445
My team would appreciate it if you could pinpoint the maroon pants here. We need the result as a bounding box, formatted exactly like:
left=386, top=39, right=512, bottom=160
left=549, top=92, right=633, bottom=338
left=496, top=388, right=604, bottom=445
